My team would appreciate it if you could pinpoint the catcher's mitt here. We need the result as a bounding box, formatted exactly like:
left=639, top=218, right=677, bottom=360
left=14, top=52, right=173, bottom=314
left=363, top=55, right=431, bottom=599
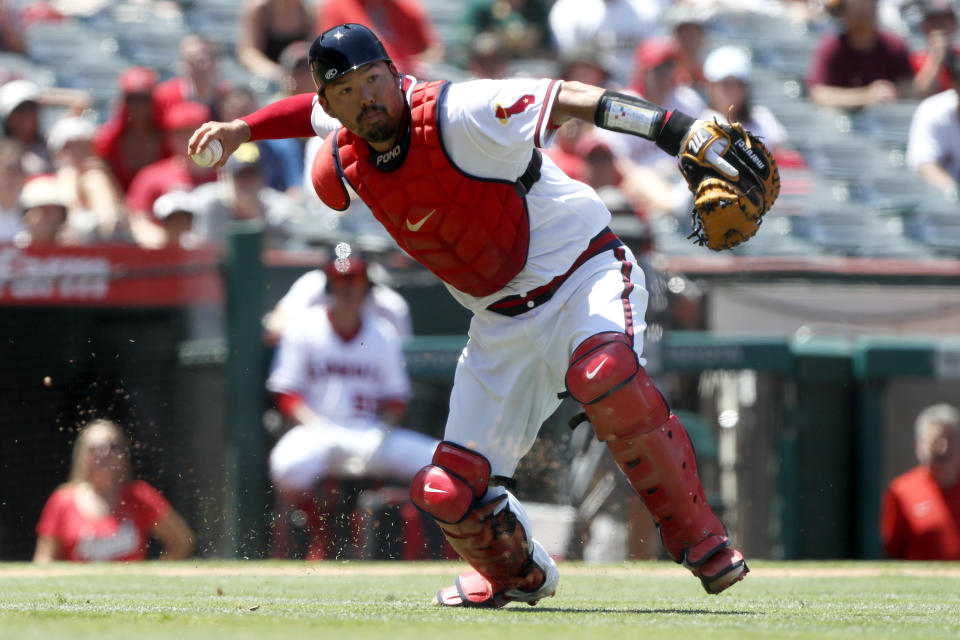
left=678, top=118, right=781, bottom=251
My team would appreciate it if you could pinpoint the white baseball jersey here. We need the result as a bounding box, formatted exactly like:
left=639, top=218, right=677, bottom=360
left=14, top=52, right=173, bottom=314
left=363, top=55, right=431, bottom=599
left=266, top=307, right=410, bottom=424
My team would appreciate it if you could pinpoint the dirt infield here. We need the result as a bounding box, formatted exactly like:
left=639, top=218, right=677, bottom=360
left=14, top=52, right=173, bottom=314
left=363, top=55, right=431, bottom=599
left=2, top=561, right=959, bottom=579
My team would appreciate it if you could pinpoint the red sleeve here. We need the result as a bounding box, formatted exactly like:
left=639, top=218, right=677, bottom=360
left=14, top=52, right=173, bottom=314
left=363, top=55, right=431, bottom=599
left=241, top=93, right=317, bottom=141
left=273, top=391, right=307, bottom=420
left=35, top=487, right=69, bottom=537
left=125, top=480, right=172, bottom=533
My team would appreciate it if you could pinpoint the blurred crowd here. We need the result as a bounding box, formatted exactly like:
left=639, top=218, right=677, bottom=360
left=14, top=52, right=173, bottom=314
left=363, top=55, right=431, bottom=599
left=0, top=0, right=957, bottom=257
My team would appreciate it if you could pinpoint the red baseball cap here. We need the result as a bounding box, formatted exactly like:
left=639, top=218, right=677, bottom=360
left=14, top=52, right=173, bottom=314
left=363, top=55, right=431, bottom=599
left=324, top=255, right=369, bottom=280
left=162, top=101, right=211, bottom=132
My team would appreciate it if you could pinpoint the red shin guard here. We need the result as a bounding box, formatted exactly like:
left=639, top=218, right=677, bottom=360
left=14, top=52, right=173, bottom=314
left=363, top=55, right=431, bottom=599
left=566, top=333, right=747, bottom=592
left=410, top=442, right=546, bottom=604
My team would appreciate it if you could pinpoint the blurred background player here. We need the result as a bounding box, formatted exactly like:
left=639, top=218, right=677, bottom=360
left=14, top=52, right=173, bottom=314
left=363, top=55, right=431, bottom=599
left=265, top=252, right=436, bottom=558
left=881, top=403, right=960, bottom=560
left=33, top=419, right=195, bottom=563
left=263, top=242, right=412, bottom=346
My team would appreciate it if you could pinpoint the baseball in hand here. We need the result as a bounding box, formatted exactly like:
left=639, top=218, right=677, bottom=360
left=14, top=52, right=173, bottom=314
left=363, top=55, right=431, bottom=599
left=190, top=139, right=223, bottom=167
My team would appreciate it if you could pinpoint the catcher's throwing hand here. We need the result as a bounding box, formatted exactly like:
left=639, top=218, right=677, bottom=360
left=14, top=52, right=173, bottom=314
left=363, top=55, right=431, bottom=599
left=677, top=118, right=781, bottom=251
left=186, top=119, right=252, bottom=171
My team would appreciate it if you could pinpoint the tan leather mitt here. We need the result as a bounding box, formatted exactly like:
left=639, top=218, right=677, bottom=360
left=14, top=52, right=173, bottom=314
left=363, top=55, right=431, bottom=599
left=678, top=119, right=781, bottom=251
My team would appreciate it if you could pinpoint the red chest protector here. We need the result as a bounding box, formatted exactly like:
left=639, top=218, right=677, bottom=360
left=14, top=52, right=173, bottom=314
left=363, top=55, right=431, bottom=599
left=312, top=81, right=540, bottom=298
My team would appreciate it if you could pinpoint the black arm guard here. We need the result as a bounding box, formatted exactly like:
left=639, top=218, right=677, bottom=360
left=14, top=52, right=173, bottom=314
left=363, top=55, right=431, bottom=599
left=593, top=90, right=696, bottom=156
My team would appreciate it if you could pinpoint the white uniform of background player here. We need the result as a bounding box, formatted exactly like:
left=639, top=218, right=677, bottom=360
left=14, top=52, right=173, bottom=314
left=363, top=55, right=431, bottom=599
left=273, top=265, right=413, bottom=340
left=266, top=263, right=435, bottom=493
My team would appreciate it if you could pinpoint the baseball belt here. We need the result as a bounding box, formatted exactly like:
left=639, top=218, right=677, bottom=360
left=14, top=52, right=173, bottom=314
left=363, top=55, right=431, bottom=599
left=487, top=227, right=622, bottom=317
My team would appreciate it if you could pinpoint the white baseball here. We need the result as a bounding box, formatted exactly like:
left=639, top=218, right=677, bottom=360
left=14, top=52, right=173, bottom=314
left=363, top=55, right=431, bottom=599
left=190, top=139, right=223, bottom=167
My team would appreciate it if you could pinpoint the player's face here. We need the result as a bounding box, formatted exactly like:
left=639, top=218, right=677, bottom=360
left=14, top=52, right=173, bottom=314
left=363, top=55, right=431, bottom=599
left=319, top=62, right=405, bottom=149
left=328, top=274, right=369, bottom=315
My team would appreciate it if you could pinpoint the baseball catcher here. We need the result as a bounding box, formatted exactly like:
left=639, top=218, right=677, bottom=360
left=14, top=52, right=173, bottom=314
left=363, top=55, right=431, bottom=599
left=189, top=23, right=768, bottom=608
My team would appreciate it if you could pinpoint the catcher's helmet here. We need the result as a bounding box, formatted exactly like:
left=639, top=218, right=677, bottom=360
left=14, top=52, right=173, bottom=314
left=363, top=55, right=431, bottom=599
left=309, top=23, right=391, bottom=89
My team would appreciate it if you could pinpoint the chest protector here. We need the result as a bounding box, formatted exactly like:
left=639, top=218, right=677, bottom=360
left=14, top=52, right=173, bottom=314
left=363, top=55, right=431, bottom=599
left=312, top=81, right=539, bottom=298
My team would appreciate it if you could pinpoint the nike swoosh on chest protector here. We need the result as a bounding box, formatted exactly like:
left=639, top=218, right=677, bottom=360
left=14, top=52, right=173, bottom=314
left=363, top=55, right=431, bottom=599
left=405, top=209, right=436, bottom=232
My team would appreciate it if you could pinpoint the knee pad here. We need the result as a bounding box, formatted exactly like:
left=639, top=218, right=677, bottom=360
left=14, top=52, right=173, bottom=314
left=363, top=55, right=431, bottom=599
left=410, top=441, right=491, bottom=524
left=565, top=332, right=669, bottom=439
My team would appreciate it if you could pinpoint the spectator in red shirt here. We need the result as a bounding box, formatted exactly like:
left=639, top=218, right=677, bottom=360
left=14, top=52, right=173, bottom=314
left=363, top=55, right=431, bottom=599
left=93, top=67, right=169, bottom=192
left=910, top=0, right=960, bottom=98
left=125, top=101, right=217, bottom=248
left=316, top=0, right=443, bottom=78
left=806, top=0, right=916, bottom=109
left=154, top=34, right=232, bottom=121
left=34, top=419, right=194, bottom=562
left=882, top=403, right=960, bottom=561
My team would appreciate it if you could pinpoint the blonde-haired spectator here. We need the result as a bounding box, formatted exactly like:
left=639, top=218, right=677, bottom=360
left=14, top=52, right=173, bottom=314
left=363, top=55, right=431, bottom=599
left=33, top=419, right=195, bottom=562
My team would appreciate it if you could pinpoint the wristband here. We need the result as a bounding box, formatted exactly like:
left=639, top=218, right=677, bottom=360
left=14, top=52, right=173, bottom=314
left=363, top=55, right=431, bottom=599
left=594, top=90, right=666, bottom=141
left=655, top=111, right=697, bottom=156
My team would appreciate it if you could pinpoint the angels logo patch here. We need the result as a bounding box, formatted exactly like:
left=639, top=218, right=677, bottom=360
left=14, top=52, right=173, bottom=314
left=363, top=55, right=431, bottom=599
left=495, top=95, right=535, bottom=125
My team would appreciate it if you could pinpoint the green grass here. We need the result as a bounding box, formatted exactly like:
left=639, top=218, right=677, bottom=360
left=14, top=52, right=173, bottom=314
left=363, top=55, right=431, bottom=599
left=1, top=561, right=958, bottom=640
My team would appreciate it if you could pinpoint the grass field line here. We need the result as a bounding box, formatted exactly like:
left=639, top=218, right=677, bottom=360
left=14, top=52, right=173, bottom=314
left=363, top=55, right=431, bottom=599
left=2, top=561, right=959, bottom=579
